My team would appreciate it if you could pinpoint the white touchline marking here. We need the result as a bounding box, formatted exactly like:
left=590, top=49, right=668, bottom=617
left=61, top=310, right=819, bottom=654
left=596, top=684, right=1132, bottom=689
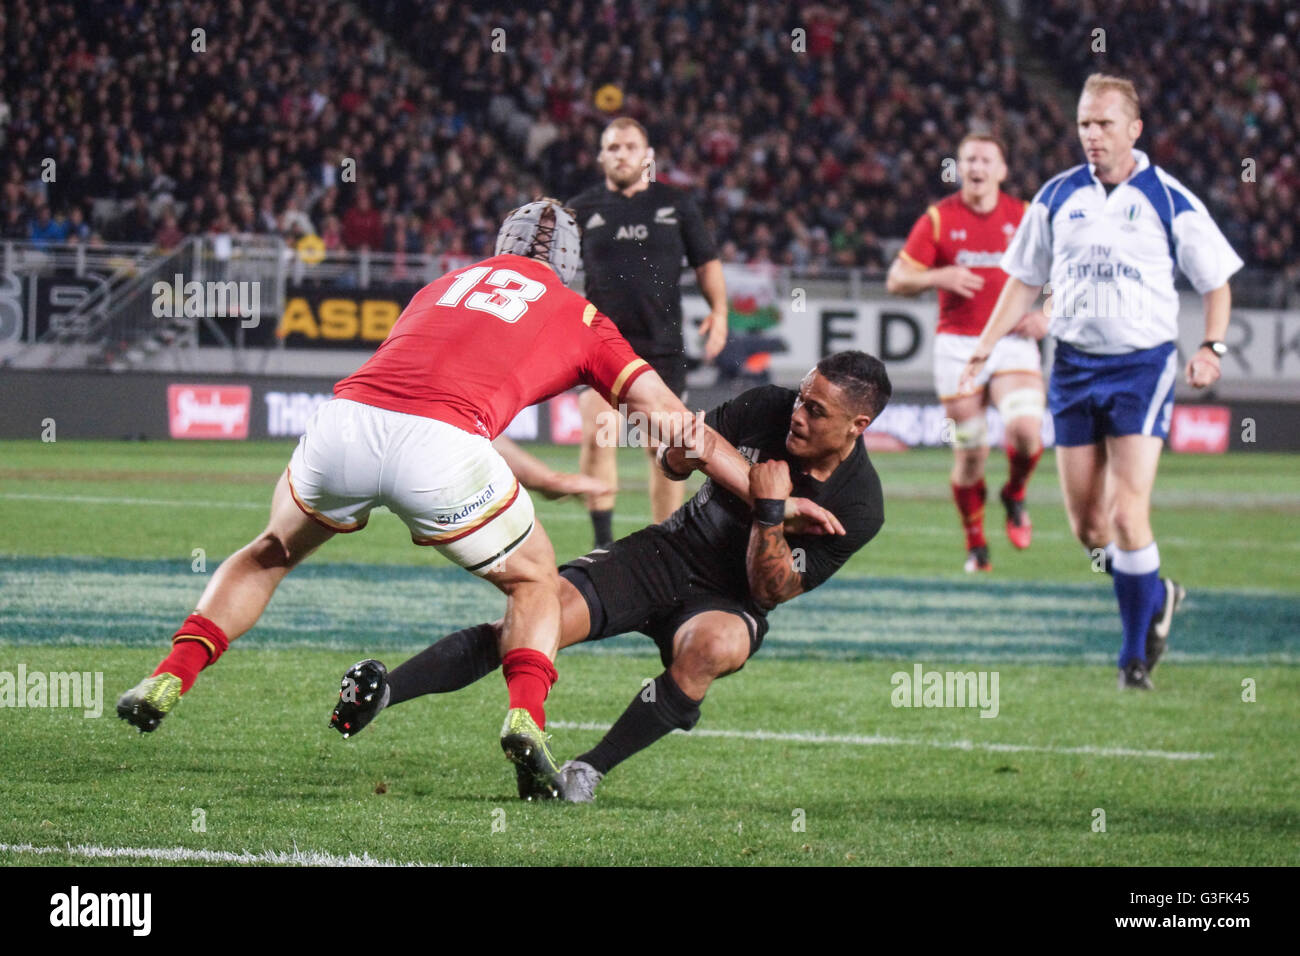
left=548, top=721, right=1215, bottom=761
left=0, top=842, right=447, bottom=867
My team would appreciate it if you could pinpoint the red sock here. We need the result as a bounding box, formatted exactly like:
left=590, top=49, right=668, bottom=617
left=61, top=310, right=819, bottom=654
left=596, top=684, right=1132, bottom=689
left=952, top=480, right=987, bottom=550
left=153, top=613, right=231, bottom=693
left=1003, top=445, right=1043, bottom=500
left=502, top=647, right=558, bottom=728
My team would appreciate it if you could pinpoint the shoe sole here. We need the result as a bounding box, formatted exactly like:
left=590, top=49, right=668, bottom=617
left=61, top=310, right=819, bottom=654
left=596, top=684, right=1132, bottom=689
left=116, top=697, right=165, bottom=733
left=330, top=661, right=388, bottom=738
left=501, top=734, right=563, bottom=801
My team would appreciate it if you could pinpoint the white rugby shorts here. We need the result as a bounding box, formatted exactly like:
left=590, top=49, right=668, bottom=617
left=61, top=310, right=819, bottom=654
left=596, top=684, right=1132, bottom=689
left=286, top=398, right=535, bottom=575
left=933, top=332, right=1042, bottom=400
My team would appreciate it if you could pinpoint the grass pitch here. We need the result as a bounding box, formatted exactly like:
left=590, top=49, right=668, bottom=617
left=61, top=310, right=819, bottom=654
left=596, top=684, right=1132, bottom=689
left=1, top=440, right=1297, bottom=866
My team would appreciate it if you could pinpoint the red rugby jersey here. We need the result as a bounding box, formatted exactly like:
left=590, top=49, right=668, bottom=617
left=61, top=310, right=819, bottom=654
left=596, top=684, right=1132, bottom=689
left=334, top=254, right=650, bottom=438
left=899, top=191, right=1027, bottom=336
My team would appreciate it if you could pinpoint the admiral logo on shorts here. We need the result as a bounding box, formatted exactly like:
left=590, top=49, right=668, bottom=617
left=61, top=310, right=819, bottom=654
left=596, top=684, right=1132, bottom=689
left=434, top=483, right=497, bottom=524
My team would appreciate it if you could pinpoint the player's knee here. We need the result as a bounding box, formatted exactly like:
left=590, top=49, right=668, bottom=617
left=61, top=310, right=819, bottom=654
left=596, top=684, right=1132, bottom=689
left=1109, top=502, right=1149, bottom=544
left=676, top=627, right=749, bottom=679
left=250, top=530, right=293, bottom=569
left=1006, top=418, right=1042, bottom=454
left=951, top=449, right=985, bottom=485
left=949, top=415, right=988, bottom=453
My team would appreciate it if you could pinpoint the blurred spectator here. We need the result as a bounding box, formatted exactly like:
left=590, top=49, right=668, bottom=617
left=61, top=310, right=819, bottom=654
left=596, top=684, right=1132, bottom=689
left=28, top=206, right=69, bottom=246
left=0, top=0, right=1287, bottom=274
left=154, top=210, right=184, bottom=251
left=342, top=190, right=384, bottom=250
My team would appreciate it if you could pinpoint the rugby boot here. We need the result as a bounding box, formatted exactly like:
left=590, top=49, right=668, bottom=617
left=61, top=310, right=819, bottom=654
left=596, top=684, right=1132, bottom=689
left=1118, top=658, right=1154, bottom=690
left=964, top=544, right=992, bottom=573
left=1145, top=579, right=1185, bottom=672
left=117, top=673, right=183, bottom=732
left=329, top=659, right=390, bottom=738
left=1000, top=486, right=1033, bottom=549
left=500, top=707, right=565, bottom=801
left=558, top=759, right=604, bottom=803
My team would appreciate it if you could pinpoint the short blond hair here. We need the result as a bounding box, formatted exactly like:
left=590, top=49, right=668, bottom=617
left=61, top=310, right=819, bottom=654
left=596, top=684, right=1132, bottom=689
left=601, top=116, right=649, bottom=146
left=1082, top=73, right=1140, bottom=120
left=957, top=132, right=1006, bottom=160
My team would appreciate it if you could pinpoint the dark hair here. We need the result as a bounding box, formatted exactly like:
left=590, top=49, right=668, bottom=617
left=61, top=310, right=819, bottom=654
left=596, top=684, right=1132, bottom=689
left=815, top=350, right=892, bottom=419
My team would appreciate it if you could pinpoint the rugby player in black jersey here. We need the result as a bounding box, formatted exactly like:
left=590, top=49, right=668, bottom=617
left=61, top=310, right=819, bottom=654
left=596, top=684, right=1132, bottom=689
left=568, top=117, right=730, bottom=544
left=331, top=351, right=889, bottom=801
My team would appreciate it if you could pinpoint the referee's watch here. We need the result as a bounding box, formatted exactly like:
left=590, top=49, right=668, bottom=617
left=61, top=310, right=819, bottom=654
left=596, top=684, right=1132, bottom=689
left=1199, top=340, right=1227, bottom=358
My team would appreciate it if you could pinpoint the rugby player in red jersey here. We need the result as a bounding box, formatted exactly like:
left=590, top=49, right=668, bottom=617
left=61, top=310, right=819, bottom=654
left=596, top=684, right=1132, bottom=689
left=886, top=133, right=1049, bottom=572
left=117, top=198, right=843, bottom=799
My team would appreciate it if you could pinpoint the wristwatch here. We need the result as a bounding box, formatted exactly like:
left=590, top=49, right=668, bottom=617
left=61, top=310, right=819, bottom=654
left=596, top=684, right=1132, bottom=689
left=1199, top=340, right=1227, bottom=357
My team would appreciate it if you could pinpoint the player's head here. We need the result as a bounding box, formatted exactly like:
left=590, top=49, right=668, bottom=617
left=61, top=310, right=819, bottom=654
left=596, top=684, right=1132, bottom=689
left=787, top=351, right=892, bottom=460
left=599, top=117, right=652, bottom=190
left=1077, top=74, right=1143, bottom=175
left=956, top=133, right=1007, bottom=203
left=495, top=197, right=582, bottom=285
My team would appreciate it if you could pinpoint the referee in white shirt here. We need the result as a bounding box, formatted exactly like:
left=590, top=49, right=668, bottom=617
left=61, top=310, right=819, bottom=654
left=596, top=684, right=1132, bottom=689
left=959, top=74, right=1243, bottom=689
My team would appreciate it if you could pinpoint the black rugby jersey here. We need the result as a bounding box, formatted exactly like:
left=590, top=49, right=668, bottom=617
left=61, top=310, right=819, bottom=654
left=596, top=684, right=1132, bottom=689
left=567, top=181, right=717, bottom=358
left=660, top=385, right=885, bottom=603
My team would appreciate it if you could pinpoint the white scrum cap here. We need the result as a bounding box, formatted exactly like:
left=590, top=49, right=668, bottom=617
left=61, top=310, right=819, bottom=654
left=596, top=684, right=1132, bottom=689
left=495, top=197, right=582, bottom=285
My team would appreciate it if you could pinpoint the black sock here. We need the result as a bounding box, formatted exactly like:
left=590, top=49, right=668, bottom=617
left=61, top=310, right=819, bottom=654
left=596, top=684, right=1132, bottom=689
left=590, top=509, right=613, bottom=548
left=386, top=623, right=500, bottom=705
left=577, top=671, right=702, bottom=775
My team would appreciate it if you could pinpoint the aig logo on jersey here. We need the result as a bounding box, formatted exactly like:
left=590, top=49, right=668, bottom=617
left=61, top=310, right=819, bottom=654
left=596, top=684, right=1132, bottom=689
left=616, top=224, right=649, bottom=240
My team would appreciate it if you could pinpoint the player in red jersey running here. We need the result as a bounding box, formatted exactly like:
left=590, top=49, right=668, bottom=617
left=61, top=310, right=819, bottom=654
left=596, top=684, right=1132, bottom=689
left=887, top=133, right=1049, bottom=573
left=117, top=198, right=843, bottom=799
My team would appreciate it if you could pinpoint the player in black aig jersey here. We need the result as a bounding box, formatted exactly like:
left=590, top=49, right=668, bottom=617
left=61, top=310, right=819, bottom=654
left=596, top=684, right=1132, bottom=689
left=330, top=352, right=891, bottom=801
left=567, top=117, right=730, bottom=545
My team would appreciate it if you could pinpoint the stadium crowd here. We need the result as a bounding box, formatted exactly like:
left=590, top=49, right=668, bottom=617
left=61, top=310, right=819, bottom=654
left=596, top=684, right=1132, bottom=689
left=1, top=0, right=1293, bottom=276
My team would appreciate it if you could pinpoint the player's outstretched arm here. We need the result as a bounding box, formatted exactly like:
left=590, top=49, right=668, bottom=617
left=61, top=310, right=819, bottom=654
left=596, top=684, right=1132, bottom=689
left=957, top=276, right=1042, bottom=394
left=745, top=460, right=806, bottom=609
left=491, top=435, right=612, bottom=500
left=629, top=374, right=843, bottom=534
left=622, top=370, right=754, bottom=500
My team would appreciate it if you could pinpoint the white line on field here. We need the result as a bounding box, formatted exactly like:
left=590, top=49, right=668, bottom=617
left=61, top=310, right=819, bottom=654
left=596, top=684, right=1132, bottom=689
left=0, top=842, right=444, bottom=867
left=548, top=720, right=1215, bottom=761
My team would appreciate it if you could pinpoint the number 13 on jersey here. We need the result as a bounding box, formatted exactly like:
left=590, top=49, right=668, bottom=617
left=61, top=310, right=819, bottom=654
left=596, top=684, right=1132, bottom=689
left=437, top=266, right=547, bottom=323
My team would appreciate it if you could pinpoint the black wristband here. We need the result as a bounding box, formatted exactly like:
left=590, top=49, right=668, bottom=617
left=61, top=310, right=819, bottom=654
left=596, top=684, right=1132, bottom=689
left=754, top=498, right=785, bottom=527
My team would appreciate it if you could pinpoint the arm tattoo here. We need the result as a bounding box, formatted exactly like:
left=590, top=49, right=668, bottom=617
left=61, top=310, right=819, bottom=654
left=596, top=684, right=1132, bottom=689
left=747, top=522, right=804, bottom=610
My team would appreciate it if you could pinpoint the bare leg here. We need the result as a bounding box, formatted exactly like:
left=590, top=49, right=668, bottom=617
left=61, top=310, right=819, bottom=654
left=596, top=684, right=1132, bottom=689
left=1056, top=442, right=1112, bottom=554
left=196, top=468, right=335, bottom=640
left=1104, top=434, right=1162, bottom=551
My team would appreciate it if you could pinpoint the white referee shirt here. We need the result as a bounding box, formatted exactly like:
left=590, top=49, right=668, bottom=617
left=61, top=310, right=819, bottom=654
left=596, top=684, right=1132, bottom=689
left=1001, top=148, right=1243, bottom=354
